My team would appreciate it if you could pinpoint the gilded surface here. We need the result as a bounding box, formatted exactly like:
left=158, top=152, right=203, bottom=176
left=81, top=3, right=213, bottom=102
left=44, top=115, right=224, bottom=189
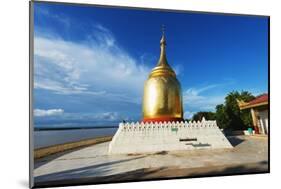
left=142, top=32, right=183, bottom=120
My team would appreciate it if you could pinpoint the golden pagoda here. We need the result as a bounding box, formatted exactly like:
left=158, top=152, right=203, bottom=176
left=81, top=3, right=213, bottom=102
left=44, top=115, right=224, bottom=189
left=142, top=28, right=184, bottom=122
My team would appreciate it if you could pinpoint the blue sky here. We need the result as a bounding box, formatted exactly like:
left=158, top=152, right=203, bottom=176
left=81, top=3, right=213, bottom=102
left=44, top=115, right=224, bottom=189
left=33, top=2, right=268, bottom=127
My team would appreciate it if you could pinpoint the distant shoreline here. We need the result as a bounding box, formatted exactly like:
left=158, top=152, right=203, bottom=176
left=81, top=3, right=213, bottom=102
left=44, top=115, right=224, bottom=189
left=34, top=126, right=118, bottom=131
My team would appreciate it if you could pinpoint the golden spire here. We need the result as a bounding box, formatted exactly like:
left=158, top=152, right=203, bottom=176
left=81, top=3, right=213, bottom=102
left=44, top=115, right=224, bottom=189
left=150, top=25, right=175, bottom=77
left=157, top=25, right=171, bottom=68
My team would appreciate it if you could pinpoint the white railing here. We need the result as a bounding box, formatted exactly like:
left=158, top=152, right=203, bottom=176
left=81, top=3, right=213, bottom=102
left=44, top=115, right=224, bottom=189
left=118, top=120, right=218, bottom=132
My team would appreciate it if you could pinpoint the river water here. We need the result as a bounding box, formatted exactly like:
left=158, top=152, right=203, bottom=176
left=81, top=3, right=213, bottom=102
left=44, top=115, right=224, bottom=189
left=33, top=127, right=117, bottom=149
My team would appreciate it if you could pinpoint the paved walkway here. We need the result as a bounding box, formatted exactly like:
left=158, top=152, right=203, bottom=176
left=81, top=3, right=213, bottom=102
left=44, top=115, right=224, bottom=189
left=34, top=135, right=268, bottom=186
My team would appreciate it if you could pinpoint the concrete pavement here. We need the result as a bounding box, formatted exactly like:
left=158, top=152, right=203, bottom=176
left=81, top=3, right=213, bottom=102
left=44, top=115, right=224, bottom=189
left=34, top=135, right=268, bottom=185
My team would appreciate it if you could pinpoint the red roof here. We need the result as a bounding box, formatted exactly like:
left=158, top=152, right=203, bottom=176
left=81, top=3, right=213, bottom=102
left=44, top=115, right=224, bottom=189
left=248, top=94, right=268, bottom=106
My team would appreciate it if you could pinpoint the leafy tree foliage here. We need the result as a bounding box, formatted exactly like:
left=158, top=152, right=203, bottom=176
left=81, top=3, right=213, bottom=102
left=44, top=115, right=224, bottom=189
left=216, top=91, right=255, bottom=130
left=215, top=104, right=228, bottom=129
left=192, top=111, right=216, bottom=121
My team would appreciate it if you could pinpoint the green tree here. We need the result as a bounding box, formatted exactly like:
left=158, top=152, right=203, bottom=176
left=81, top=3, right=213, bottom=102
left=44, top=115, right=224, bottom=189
left=239, top=91, right=255, bottom=128
left=192, top=111, right=216, bottom=121
left=215, top=90, right=255, bottom=130
left=215, top=104, right=229, bottom=129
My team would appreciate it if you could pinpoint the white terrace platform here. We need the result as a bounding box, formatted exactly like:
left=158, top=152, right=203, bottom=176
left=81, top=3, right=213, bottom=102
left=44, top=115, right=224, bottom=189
left=108, top=119, right=233, bottom=155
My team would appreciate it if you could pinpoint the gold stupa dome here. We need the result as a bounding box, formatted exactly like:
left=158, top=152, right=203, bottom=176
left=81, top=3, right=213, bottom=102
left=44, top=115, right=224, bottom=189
left=142, top=29, right=184, bottom=123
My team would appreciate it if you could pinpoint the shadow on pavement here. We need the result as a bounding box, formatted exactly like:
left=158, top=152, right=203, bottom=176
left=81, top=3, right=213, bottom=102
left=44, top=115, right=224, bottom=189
left=227, top=136, right=245, bottom=147
left=34, top=160, right=269, bottom=188
left=35, top=155, right=146, bottom=183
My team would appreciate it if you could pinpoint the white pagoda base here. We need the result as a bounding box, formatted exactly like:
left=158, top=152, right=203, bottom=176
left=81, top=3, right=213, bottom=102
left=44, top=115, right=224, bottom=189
left=108, top=119, right=232, bottom=155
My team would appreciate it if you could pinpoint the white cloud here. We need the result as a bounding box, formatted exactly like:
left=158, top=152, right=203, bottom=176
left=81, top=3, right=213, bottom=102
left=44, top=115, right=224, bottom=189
left=183, top=84, right=226, bottom=112
left=34, top=109, right=64, bottom=117
left=174, top=64, right=184, bottom=76
left=34, top=25, right=151, bottom=103
left=94, top=112, right=120, bottom=121
left=47, top=111, right=125, bottom=122
left=36, top=6, right=70, bottom=28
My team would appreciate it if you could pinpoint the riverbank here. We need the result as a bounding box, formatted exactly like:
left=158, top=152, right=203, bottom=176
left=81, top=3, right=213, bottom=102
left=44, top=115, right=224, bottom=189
left=34, top=136, right=113, bottom=159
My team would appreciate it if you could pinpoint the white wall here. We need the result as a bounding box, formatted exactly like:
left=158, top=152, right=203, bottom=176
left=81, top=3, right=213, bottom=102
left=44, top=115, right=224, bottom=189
left=109, top=120, right=232, bottom=154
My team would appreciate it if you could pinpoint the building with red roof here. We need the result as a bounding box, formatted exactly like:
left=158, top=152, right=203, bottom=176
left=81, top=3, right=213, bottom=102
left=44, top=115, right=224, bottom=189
left=238, top=94, right=268, bottom=134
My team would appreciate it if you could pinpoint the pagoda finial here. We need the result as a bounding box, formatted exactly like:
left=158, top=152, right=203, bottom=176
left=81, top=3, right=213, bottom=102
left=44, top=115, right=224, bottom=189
left=160, top=24, right=166, bottom=46
left=157, top=25, right=169, bottom=68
